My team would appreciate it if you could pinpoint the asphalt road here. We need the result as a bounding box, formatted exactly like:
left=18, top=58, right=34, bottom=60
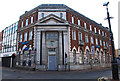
left=2, top=67, right=112, bottom=79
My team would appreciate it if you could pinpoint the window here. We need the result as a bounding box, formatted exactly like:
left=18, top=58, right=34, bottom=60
left=79, top=32, right=82, bottom=41
left=72, top=17, right=74, bottom=24
left=102, top=31, right=104, bottom=36
left=78, top=20, right=81, bottom=26
left=103, top=41, right=105, bottom=46
left=24, top=32, right=27, bottom=41
left=94, top=27, right=97, bottom=33
left=60, top=13, right=63, bottom=18
left=105, top=32, right=107, bottom=37
left=46, top=33, right=49, bottom=39
left=31, top=17, right=33, bottom=24
left=99, top=29, right=101, bottom=34
left=96, top=38, right=98, bottom=45
left=100, top=40, right=102, bottom=46
left=42, top=13, right=44, bottom=18
left=90, top=25, right=92, bottom=31
left=20, top=34, right=22, bottom=42
left=72, top=30, right=76, bottom=40
left=91, top=36, right=94, bottom=44
left=85, top=34, right=88, bottom=43
left=55, top=33, right=58, bottom=39
left=26, top=19, right=28, bottom=26
left=29, top=31, right=32, bottom=40
left=51, top=33, right=53, bottom=39
left=84, top=22, right=87, bottom=29
left=21, top=21, right=23, bottom=28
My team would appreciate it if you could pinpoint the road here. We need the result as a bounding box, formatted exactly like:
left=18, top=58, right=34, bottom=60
left=2, top=67, right=112, bottom=79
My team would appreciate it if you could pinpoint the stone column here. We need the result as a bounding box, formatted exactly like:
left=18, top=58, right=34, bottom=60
left=63, top=32, right=68, bottom=64
left=59, top=32, right=63, bottom=64
left=42, top=31, right=46, bottom=64
left=36, top=31, right=41, bottom=65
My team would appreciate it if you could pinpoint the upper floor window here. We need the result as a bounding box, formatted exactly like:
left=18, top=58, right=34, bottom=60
left=31, top=17, right=33, bottom=24
left=24, top=32, right=27, bottom=41
left=91, top=36, right=94, bottom=44
left=46, top=33, right=49, bottom=40
left=96, top=38, right=98, bottom=45
left=103, top=41, right=105, bottom=46
left=105, top=32, right=107, bottom=37
left=84, top=22, right=87, bottom=29
left=51, top=33, right=53, bottom=39
left=60, top=13, right=63, bottom=18
left=90, top=25, right=92, bottom=31
left=85, top=34, right=88, bottom=43
left=78, top=20, right=81, bottom=26
left=72, top=17, right=74, bottom=24
left=42, top=13, right=44, bottom=18
left=94, top=27, right=97, bottom=33
left=79, top=32, right=82, bottom=41
left=20, top=34, right=22, bottom=42
left=99, top=29, right=101, bottom=35
left=72, top=30, right=76, bottom=40
left=100, top=40, right=102, bottom=46
left=102, top=31, right=104, bottom=36
left=26, top=19, right=28, bottom=26
left=21, top=21, right=23, bottom=28
left=55, top=33, right=58, bottom=39
left=29, top=31, right=32, bottom=40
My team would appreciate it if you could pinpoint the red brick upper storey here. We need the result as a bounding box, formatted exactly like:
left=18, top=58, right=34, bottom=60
left=0, top=31, right=3, bottom=51
left=66, top=9, right=112, bottom=55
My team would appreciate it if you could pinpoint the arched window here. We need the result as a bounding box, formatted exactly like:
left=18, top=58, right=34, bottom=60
left=73, top=49, right=76, bottom=64
left=101, top=52, right=103, bottom=63
left=97, top=51, right=100, bottom=63
left=86, top=49, right=90, bottom=64
left=79, top=48, right=84, bottom=64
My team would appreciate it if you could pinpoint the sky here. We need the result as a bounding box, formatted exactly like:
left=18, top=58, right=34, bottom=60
left=0, top=0, right=119, bottom=49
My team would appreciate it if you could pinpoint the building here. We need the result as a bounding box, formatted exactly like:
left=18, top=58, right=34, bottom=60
left=16, top=4, right=112, bottom=71
left=1, top=21, right=18, bottom=67
left=0, top=31, right=3, bottom=55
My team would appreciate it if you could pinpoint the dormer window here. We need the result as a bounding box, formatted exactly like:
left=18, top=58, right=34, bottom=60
left=90, top=25, right=92, bottom=31
left=78, top=20, right=81, bottom=26
left=72, top=17, right=74, bottom=24
left=26, top=19, right=28, bottom=26
left=84, top=22, right=87, bottom=29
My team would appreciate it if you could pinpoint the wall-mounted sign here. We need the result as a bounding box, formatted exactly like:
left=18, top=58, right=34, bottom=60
left=22, top=41, right=29, bottom=45
left=95, top=45, right=100, bottom=48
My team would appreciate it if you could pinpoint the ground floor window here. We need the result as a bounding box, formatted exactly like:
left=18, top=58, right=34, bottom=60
left=73, top=49, right=76, bottom=64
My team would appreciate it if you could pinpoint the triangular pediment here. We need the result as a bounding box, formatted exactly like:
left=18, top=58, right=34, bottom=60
left=35, top=14, right=69, bottom=26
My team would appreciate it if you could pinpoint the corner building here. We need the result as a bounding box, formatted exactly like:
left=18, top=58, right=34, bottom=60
left=17, top=4, right=112, bottom=71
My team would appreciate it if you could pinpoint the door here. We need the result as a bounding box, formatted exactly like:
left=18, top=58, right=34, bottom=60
left=48, top=55, right=56, bottom=70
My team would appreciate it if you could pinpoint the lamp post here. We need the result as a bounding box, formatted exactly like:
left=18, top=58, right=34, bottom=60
left=103, top=2, right=119, bottom=80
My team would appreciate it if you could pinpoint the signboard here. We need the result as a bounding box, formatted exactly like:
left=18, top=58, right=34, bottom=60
left=95, top=45, right=100, bottom=48
left=22, top=41, right=29, bottom=45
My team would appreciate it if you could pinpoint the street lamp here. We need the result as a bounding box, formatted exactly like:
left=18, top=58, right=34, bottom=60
left=103, top=2, right=119, bottom=80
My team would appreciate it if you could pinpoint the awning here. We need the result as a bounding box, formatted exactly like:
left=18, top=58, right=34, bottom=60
left=0, top=51, right=16, bottom=58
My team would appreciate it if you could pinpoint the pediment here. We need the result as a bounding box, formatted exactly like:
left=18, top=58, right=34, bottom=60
left=35, top=14, right=69, bottom=26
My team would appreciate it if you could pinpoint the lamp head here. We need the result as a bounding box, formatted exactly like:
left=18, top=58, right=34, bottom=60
left=103, top=2, right=109, bottom=6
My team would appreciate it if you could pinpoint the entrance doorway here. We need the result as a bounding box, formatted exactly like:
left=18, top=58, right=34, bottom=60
left=48, top=55, right=56, bottom=70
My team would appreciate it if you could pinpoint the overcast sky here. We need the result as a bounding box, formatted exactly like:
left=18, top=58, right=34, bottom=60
left=0, top=0, right=119, bottom=49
